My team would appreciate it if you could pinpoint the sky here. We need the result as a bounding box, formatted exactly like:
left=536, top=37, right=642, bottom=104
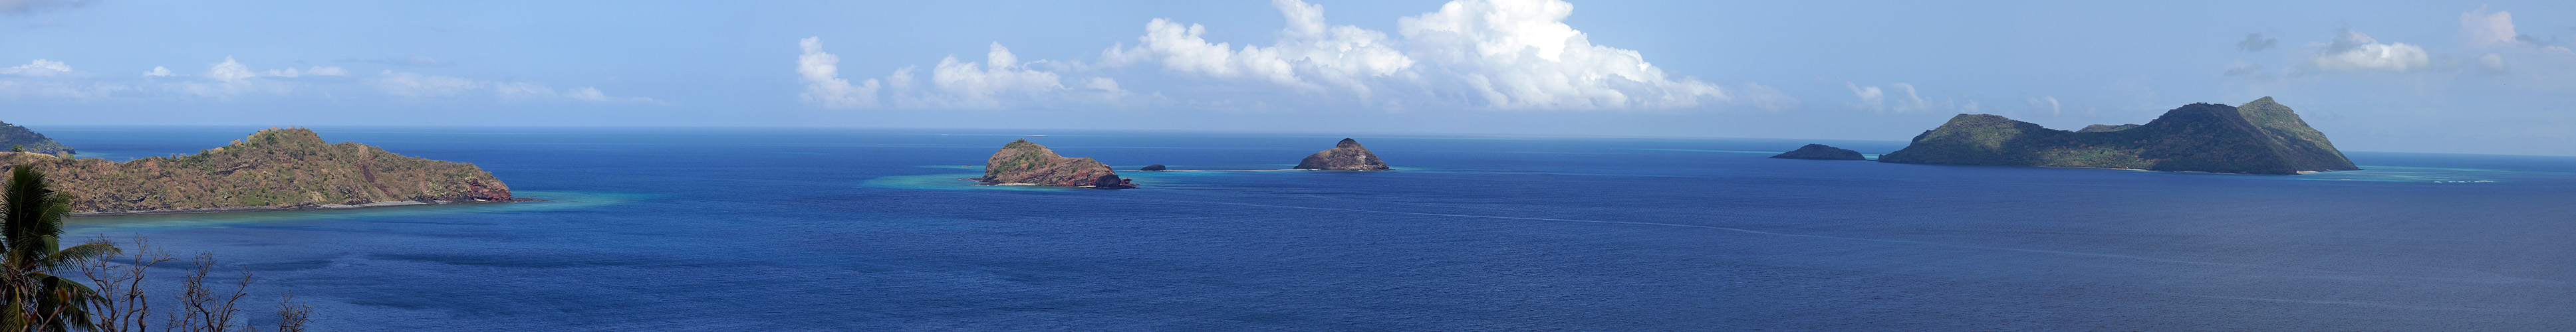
left=3, top=0, right=2574, bottom=155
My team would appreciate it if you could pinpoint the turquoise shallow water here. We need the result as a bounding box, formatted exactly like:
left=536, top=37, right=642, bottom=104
left=37, top=126, right=2576, bottom=331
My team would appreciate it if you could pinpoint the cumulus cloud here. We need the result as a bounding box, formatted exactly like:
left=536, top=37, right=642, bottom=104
left=1102, top=0, right=1413, bottom=99
left=896, top=42, right=1082, bottom=108
left=798, top=37, right=882, bottom=108
left=205, top=57, right=259, bottom=82
left=800, top=37, right=1125, bottom=110
left=813, top=0, right=1780, bottom=112
left=1844, top=82, right=1973, bottom=114
left=143, top=66, right=172, bottom=77
left=1106, top=0, right=1741, bottom=110
left=2461, top=7, right=2571, bottom=55
left=2311, top=29, right=2429, bottom=72
left=2478, top=53, right=2509, bottom=74
left=2237, top=33, right=2277, bottom=52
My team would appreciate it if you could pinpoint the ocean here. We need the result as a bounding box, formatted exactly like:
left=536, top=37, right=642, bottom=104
left=45, top=125, right=2576, bottom=331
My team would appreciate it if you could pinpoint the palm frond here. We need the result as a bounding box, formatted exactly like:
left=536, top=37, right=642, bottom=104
left=40, top=242, right=117, bottom=270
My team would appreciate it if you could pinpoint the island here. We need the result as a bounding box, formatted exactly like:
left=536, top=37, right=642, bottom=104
left=0, top=127, right=521, bottom=215
left=1878, top=97, right=2359, bottom=175
left=1770, top=144, right=1867, bottom=161
left=0, top=120, right=74, bottom=155
left=1139, top=164, right=1167, bottom=171
left=1294, top=138, right=1390, bottom=171
left=980, top=139, right=1132, bottom=189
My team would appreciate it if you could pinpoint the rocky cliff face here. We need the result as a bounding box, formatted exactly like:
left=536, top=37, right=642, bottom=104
left=1878, top=97, right=2359, bottom=175
left=0, top=127, right=514, bottom=214
left=1295, top=138, right=1390, bottom=171
left=1770, top=144, right=1866, bottom=160
left=0, top=121, right=74, bottom=155
left=980, top=139, right=1130, bottom=188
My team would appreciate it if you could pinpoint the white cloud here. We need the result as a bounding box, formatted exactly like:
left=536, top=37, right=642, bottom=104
left=2311, top=29, right=2429, bottom=72
left=370, top=70, right=483, bottom=97
left=1845, top=82, right=1884, bottom=112
left=0, top=59, right=73, bottom=76
left=204, top=56, right=259, bottom=82
left=0, top=56, right=652, bottom=104
left=2458, top=7, right=2573, bottom=56
left=374, top=70, right=656, bottom=104
left=1392, top=0, right=1732, bottom=110
left=798, top=37, right=881, bottom=108
left=2025, top=96, right=2062, bottom=116
left=1845, top=82, right=1973, bottom=114
left=2478, top=53, right=2508, bottom=73
left=0, top=81, right=122, bottom=100
left=1102, top=0, right=1412, bottom=100
left=824, top=0, right=1775, bottom=112
left=2461, top=7, right=2523, bottom=47
left=894, top=42, right=1075, bottom=109
left=801, top=37, right=1124, bottom=110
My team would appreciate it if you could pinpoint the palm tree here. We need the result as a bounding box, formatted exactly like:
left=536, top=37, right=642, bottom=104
left=3, top=165, right=116, bottom=331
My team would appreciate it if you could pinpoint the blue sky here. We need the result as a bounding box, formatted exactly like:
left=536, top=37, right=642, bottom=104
left=4, top=0, right=2574, bottom=155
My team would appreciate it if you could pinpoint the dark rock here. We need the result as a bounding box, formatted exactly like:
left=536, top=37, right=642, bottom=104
left=1878, top=97, right=2358, bottom=175
left=979, top=139, right=1130, bottom=188
left=1140, top=164, right=1167, bottom=171
left=1770, top=144, right=1867, bottom=160
left=1294, top=138, right=1390, bottom=171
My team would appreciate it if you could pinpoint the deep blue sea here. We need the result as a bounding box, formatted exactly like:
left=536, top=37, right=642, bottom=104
left=39, top=126, right=2576, bottom=331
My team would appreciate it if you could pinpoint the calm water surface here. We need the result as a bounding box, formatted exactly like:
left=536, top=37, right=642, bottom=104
left=42, top=126, right=2576, bottom=331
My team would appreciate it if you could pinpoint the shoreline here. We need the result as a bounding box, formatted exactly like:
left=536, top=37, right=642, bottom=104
left=69, top=197, right=545, bottom=217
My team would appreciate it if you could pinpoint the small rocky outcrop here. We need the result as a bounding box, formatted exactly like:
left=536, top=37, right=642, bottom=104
left=1769, top=144, right=1866, bottom=160
left=1139, top=164, right=1167, bottom=171
left=980, top=139, right=1130, bottom=188
left=1294, top=138, right=1390, bottom=171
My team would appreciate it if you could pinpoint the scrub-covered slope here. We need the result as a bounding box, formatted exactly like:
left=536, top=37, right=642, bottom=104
left=0, top=127, right=514, bottom=214
left=1878, top=97, right=2357, bottom=175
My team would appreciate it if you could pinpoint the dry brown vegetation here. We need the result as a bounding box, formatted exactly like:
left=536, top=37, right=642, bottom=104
left=0, top=127, right=511, bottom=214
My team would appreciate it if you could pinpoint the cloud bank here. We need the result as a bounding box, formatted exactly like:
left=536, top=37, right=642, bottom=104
left=801, top=0, right=1785, bottom=112
left=0, top=56, right=655, bottom=104
left=1844, top=82, right=1974, bottom=114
